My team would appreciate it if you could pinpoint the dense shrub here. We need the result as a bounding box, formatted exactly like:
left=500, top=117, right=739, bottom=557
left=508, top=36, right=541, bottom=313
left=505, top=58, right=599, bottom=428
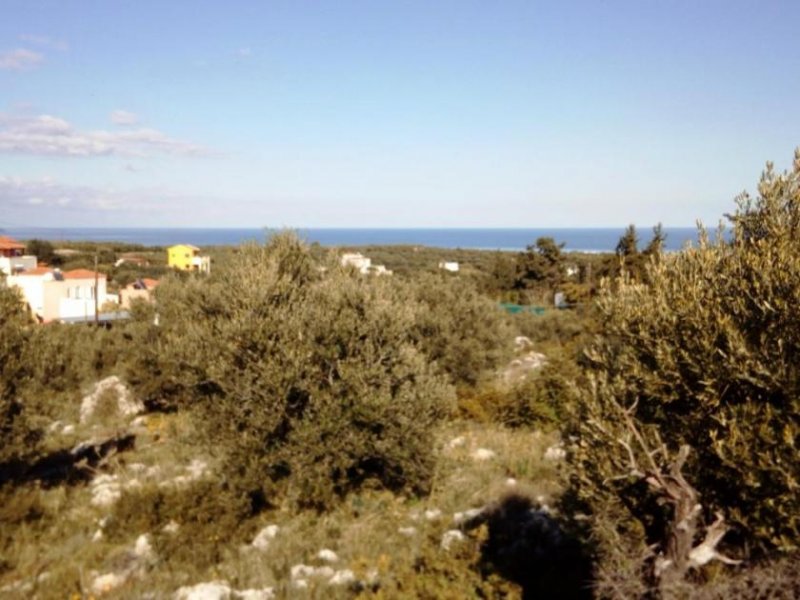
left=459, top=356, right=580, bottom=430
left=151, top=234, right=455, bottom=509
left=0, top=286, right=38, bottom=463
left=108, top=480, right=255, bottom=570
left=402, top=273, right=513, bottom=387
left=568, top=152, right=800, bottom=587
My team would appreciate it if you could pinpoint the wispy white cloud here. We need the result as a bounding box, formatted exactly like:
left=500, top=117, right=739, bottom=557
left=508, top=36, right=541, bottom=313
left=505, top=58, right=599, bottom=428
left=0, top=48, right=44, bottom=71
left=236, top=47, right=252, bottom=57
left=0, top=112, right=210, bottom=158
left=110, top=110, right=140, bottom=126
left=0, top=175, right=233, bottom=227
left=18, top=34, right=69, bottom=51
left=0, top=176, right=123, bottom=212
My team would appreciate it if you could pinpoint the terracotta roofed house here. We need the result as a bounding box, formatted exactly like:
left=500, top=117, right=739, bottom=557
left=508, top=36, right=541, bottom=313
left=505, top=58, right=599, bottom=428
left=0, top=236, right=38, bottom=275
left=120, top=277, right=160, bottom=309
left=6, top=267, right=109, bottom=322
left=0, top=236, right=25, bottom=257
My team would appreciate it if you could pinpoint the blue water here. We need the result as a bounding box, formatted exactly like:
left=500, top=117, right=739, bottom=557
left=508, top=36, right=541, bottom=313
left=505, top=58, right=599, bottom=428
left=2, top=227, right=704, bottom=252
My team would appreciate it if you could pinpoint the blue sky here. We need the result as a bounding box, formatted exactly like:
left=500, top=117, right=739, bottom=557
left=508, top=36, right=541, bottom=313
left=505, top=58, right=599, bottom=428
left=1, top=0, right=799, bottom=228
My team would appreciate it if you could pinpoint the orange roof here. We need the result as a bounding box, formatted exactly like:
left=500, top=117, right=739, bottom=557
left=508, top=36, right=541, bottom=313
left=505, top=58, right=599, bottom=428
left=126, top=278, right=160, bottom=290
left=0, top=236, right=25, bottom=250
left=14, top=266, right=53, bottom=276
left=62, top=269, right=106, bottom=280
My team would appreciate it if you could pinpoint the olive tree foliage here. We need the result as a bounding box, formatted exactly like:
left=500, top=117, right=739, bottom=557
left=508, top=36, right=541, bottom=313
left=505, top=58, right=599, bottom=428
left=568, top=151, right=800, bottom=589
left=400, top=272, right=513, bottom=387
left=0, top=286, right=37, bottom=463
left=143, top=233, right=455, bottom=508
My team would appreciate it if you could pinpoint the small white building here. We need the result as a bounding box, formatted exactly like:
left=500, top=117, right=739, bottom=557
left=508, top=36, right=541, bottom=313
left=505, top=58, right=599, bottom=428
left=341, top=252, right=392, bottom=276
left=438, top=261, right=460, bottom=273
left=341, top=252, right=372, bottom=273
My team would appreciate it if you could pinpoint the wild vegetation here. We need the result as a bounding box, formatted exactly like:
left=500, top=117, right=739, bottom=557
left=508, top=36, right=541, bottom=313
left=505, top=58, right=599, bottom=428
left=1, top=152, right=799, bottom=598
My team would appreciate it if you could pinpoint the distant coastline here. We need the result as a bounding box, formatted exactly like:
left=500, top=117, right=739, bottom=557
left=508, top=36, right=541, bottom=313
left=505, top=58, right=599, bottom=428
left=1, top=227, right=705, bottom=253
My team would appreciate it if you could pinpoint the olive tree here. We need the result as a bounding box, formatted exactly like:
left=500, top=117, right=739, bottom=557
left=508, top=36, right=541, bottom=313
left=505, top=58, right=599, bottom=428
left=568, top=151, right=800, bottom=595
left=153, top=234, right=455, bottom=508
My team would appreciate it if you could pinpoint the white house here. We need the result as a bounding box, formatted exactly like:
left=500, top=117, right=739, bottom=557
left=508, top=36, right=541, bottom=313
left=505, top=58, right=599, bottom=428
left=341, top=252, right=372, bottom=273
left=340, top=252, right=392, bottom=276
left=7, top=268, right=110, bottom=322
left=438, top=261, right=460, bottom=273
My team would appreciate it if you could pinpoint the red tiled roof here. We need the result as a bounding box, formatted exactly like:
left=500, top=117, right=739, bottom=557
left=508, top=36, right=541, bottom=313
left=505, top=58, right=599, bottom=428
left=14, top=267, right=53, bottom=276
left=62, top=269, right=106, bottom=280
left=125, top=278, right=160, bottom=290
left=0, top=236, right=25, bottom=250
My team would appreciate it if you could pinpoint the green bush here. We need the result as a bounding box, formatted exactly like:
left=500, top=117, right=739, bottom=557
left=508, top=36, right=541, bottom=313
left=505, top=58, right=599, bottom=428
left=402, top=273, right=513, bottom=387
left=458, top=356, right=579, bottom=430
left=108, top=480, right=255, bottom=570
left=568, top=152, right=800, bottom=566
left=153, top=234, right=455, bottom=509
left=0, top=286, right=38, bottom=463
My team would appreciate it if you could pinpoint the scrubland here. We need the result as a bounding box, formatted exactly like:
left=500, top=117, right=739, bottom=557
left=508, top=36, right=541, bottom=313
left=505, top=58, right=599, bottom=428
left=2, top=152, right=800, bottom=598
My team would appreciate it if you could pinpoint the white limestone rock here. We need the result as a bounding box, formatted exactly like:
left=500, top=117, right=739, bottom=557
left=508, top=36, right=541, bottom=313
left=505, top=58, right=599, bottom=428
left=174, top=581, right=232, bottom=600
left=441, top=529, right=466, bottom=550
left=163, top=520, right=181, bottom=535
left=328, top=569, right=355, bottom=586
left=317, top=548, right=339, bottom=563
left=453, top=507, right=484, bottom=526
left=91, top=572, right=127, bottom=595
left=134, top=533, right=154, bottom=560
left=80, top=376, right=143, bottom=424
left=424, top=508, right=442, bottom=521
left=251, top=525, right=279, bottom=551
left=91, top=474, right=122, bottom=508
left=544, top=445, right=566, bottom=461
left=471, top=448, right=496, bottom=461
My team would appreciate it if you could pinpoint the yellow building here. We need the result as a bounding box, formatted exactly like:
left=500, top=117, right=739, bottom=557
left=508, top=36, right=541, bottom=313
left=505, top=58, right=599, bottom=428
left=167, top=244, right=211, bottom=273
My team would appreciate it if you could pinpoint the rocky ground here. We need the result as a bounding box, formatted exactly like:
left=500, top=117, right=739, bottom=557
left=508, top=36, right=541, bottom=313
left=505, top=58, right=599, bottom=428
left=2, top=349, right=564, bottom=599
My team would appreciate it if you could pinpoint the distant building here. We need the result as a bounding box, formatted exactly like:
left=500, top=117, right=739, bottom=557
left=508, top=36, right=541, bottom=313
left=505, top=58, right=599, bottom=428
left=438, top=261, right=459, bottom=273
left=0, top=236, right=37, bottom=275
left=115, top=254, right=150, bottom=268
left=167, top=244, right=210, bottom=274
left=7, top=268, right=110, bottom=322
left=0, top=235, right=25, bottom=257
left=340, top=252, right=372, bottom=273
left=340, top=252, right=392, bottom=276
left=120, top=278, right=160, bottom=309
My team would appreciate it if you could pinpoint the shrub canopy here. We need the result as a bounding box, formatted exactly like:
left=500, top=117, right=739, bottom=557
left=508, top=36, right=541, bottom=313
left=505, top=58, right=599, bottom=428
left=570, top=151, right=800, bottom=556
left=147, top=234, right=456, bottom=508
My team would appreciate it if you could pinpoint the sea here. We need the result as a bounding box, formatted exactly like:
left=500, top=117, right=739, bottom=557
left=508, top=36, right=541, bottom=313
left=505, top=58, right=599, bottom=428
left=2, top=227, right=705, bottom=253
